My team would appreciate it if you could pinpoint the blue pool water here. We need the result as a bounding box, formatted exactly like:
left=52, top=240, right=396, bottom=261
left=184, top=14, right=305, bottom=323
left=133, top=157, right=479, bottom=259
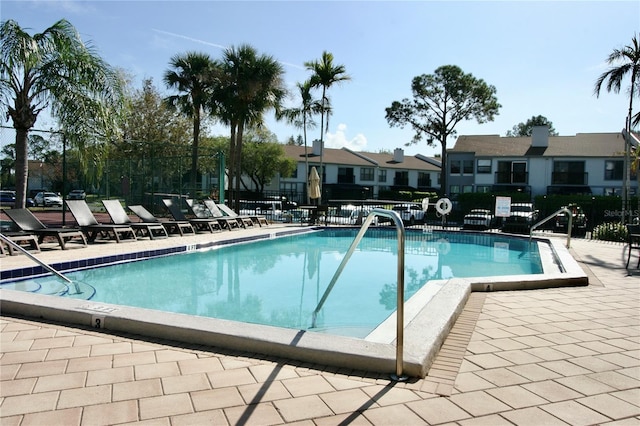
left=3, top=229, right=543, bottom=337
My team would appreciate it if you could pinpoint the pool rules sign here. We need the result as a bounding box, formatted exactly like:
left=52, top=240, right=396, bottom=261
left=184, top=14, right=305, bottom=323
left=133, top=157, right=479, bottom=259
left=495, top=196, right=511, bottom=218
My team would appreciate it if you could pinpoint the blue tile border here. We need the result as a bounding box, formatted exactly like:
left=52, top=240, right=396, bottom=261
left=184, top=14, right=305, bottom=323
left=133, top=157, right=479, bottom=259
left=1, top=228, right=317, bottom=283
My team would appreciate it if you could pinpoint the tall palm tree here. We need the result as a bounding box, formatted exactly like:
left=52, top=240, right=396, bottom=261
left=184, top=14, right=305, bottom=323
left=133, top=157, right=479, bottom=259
left=594, top=34, right=640, bottom=222
left=215, top=44, right=286, bottom=211
left=304, top=51, right=351, bottom=202
left=0, top=19, right=124, bottom=208
left=278, top=80, right=323, bottom=203
left=163, top=52, right=217, bottom=196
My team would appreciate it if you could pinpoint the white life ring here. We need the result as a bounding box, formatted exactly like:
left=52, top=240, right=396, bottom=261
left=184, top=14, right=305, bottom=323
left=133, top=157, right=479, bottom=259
left=421, top=197, right=430, bottom=212
left=435, top=198, right=452, bottom=215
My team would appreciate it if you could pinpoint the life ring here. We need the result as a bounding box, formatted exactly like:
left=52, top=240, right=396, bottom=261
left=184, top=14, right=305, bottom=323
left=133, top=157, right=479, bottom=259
left=437, top=238, right=451, bottom=255
left=421, top=197, right=430, bottom=212
left=435, top=198, right=452, bottom=215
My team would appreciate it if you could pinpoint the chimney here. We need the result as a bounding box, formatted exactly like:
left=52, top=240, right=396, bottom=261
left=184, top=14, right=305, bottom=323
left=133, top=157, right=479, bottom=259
left=531, top=126, right=549, bottom=148
left=312, top=140, right=322, bottom=156
left=393, top=148, right=404, bottom=163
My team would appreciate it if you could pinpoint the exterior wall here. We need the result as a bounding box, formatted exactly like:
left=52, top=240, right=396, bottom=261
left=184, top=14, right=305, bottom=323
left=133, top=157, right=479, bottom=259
left=276, top=157, right=440, bottom=199
left=447, top=152, right=638, bottom=198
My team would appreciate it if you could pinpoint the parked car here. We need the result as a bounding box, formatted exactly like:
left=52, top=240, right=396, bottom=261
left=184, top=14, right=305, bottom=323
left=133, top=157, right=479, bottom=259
left=554, top=204, right=587, bottom=236
left=502, top=203, right=539, bottom=233
left=0, top=190, right=16, bottom=206
left=325, top=205, right=378, bottom=225
left=392, top=203, right=426, bottom=226
left=463, top=209, right=494, bottom=230
left=67, top=189, right=86, bottom=200
left=33, top=191, right=63, bottom=207
left=0, top=191, right=32, bottom=207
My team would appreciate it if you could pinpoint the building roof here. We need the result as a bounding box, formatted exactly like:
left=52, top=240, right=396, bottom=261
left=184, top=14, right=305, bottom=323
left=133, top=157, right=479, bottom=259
left=282, top=145, right=373, bottom=166
left=450, top=132, right=626, bottom=158
left=282, top=145, right=441, bottom=171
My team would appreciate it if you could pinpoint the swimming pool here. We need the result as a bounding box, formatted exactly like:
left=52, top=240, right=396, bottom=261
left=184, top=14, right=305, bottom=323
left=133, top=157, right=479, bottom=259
left=2, top=229, right=542, bottom=336
left=0, top=226, right=588, bottom=377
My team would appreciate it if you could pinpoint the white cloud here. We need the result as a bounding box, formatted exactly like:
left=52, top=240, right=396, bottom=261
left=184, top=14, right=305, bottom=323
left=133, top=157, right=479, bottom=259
left=325, top=124, right=367, bottom=151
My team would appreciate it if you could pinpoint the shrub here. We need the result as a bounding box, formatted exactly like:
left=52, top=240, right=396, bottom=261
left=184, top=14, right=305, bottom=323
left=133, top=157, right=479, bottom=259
left=591, top=222, right=627, bottom=242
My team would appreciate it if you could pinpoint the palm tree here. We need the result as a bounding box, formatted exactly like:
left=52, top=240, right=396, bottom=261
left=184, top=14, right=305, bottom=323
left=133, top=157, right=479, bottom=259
left=304, top=52, right=351, bottom=201
left=215, top=44, right=286, bottom=211
left=0, top=19, right=124, bottom=208
left=163, top=52, right=218, bottom=196
left=278, top=80, right=323, bottom=203
left=594, top=34, right=640, bottom=222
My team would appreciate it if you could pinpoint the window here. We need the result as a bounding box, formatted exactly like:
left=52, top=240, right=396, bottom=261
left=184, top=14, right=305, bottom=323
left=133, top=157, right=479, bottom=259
left=360, top=167, right=374, bottom=181
left=394, top=171, right=408, bottom=186
left=417, top=172, right=431, bottom=188
left=378, top=169, right=387, bottom=183
left=553, top=161, right=586, bottom=185
left=338, top=167, right=354, bottom=184
left=476, top=185, right=492, bottom=193
left=497, top=161, right=528, bottom=184
left=605, top=160, right=623, bottom=180
left=450, top=160, right=461, bottom=175
left=463, top=160, right=474, bottom=174
left=477, top=159, right=491, bottom=174
left=463, top=185, right=473, bottom=193
left=449, top=185, right=460, bottom=196
left=280, top=182, right=298, bottom=193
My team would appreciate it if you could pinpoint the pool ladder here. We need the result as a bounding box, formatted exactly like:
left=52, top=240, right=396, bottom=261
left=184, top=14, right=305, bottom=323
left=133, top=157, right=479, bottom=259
left=310, top=208, right=408, bottom=381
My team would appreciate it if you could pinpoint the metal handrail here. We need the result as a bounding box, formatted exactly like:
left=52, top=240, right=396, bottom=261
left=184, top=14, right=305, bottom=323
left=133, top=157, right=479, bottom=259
left=0, top=233, right=81, bottom=295
left=530, top=207, right=573, bottom=248
left=310, top=208, right=407, bottom=380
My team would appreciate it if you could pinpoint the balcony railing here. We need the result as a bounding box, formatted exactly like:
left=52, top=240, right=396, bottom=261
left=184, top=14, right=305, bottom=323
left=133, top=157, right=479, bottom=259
left=337, top=176, right=355, bottom=184
left=551, top=172, right=588, bottom=185
left=417, top=178, right=432, bottom=187
left=495, top=171, right=528, bottom=184
left=394, top=177, right=409, bottom=186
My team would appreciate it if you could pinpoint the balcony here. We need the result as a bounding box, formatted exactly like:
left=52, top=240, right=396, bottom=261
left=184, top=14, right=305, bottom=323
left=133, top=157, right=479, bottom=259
left=393, top=177, right=409, bottom=186
left=495, top=171, right=528, bottom=185
left=551, top=172, right=588, bottom=186
left=337, top=176, right=355, bottom=184
left=417, top=178, right=432, bottom=188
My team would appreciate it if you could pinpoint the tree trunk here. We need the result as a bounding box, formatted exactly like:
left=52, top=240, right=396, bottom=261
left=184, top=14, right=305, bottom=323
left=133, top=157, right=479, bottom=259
left=190, top=112, right=200, bottom=197
left=440, top=138, right=447, bottom=197
left=228, top=123, right=237, bottom=207
left=234, top=121, right=244, bottom=212
left=318, top=87, right=327, bottom=204
left=14, top=128, right=29, bottom=209
left=304, top=117, right=310, bottom=204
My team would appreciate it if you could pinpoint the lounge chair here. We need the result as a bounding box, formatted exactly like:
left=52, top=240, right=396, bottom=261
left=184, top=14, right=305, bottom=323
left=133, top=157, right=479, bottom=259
left=128, top=205, right=195, bottom=236
left=162, top=199, right=222, bottom=233
left=66, top=200, right=137, bottom=243
left=202, top=199, right=257, bottom=229
left=187, top=199, right=241, bottom=231
left=0, top=231, right=41, bottom=255
left=4, top=208, right=87, bottom=250
left=626, top=224, right=640, bottom=269
left=215, top=202, right=269, bottom=227
left=102, top=200, right=168, bottom=240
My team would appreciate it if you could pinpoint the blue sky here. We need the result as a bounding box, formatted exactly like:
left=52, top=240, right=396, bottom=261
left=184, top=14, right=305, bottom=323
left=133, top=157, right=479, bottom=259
left=2, top=0, right=639, bottom=156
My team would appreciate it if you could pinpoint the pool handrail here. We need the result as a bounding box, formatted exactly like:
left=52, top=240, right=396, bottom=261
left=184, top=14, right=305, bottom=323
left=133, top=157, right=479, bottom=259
left=530, top=207, right=573, bottom=248
left=310, top=208, right=407, bottom=381
left=0, top=232, right=81, bottom=296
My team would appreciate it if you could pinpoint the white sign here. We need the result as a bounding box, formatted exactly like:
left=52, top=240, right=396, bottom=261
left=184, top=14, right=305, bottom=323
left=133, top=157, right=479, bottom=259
left=495, top=196, right=512, bottom=218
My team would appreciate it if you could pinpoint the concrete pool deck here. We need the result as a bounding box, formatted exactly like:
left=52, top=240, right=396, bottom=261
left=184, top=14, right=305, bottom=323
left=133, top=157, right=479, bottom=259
left=1, top=225, right=639, bottom=424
